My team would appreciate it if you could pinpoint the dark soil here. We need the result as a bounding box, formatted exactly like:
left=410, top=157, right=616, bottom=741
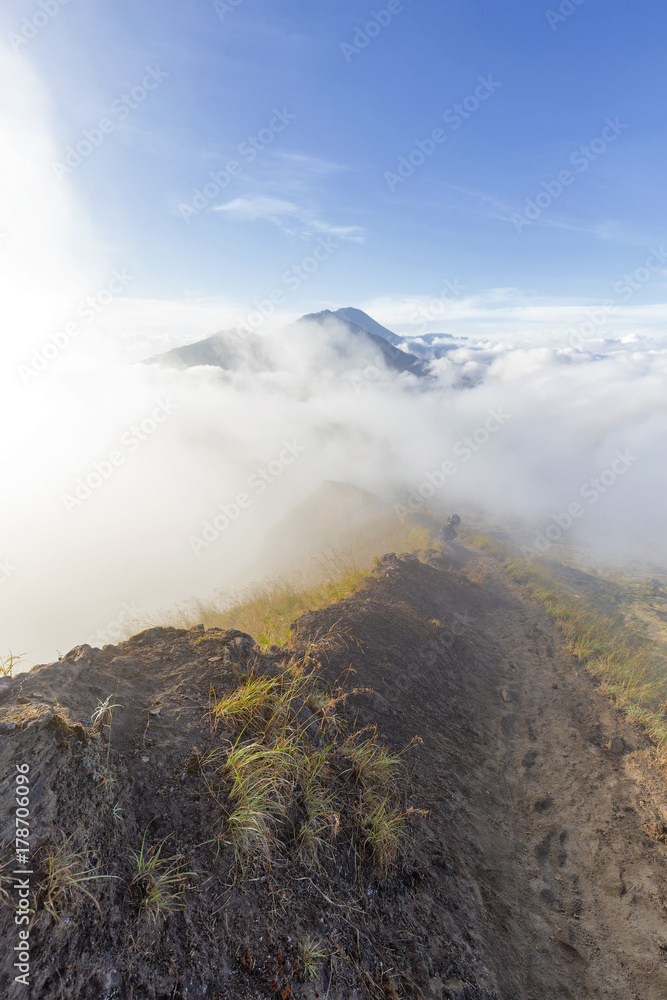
left=2, top=545, right=667, bottom=999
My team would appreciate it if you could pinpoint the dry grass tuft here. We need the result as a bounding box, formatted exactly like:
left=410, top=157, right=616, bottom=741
left=201, top=662, right=410, bottom=876
left=36, top=838, right=113, bottom=920
left=212, top=675, right=279, bottom=730
left=299, top=935, right=328, bottom=982
left=358, top=798, right=405, bottom=873
left=339, top=726, right=404, bottom=790
left=0, top=651, right=23, bottom=678
left=129, top=835, right=195, bottom=925
left=0, top=857, right=14, bottom=908
left=463, top=560, right=490, bottom=585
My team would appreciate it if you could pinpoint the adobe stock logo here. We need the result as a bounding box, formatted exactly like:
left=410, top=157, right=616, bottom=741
left=545, top=0, right=587, bottom=31
left=564, top=247, right=667, bottom=352
left=511, top=118, right=628, bottom=233
left=521, top=449, right=638, bottom=556
left=8, top=0, right=73, bottom=53
left=178, top=108, right=296, bottom=222
left=85, top=601, right=148, bottom=648
left=408, top=278, right=466, bottom=334
left=52, top=67, right=168, bottom=179
left=213, top=0, right=244, bottom=21
left=349, top=355, right=383, bottom=395
left=340, top=1, right=413, bottom=62
left=226, top=235, right=342, bottom=342
left=394, top=407, right=512, bottom=523
left=0, top=558, right=16, bottom=585
left=61, top=398, right=178, bottom=514
left=18, top=270, right=134, bottom=384
left=189, top=440, right=306, bottom=555
left=384, top=76, right=501, bottom=191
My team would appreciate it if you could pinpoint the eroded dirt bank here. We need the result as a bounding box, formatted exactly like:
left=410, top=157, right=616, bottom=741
left=1, top=546, right=667, bottom=999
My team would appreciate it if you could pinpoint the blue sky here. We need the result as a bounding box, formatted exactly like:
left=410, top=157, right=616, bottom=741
left=5, top=0, right=667, bottom=338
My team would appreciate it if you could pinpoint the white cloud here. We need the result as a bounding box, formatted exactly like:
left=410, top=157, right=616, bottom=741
left=214, top=195, right=299, bottom=221
left=213, top=193, right=366, bottom=242
left=92, top=296, right=252, bottom=360
left=272, top=150, right=352, bottom=175
left=359, top=289, right=667, bottom=344
left=4, top=296, right=667, bottom=674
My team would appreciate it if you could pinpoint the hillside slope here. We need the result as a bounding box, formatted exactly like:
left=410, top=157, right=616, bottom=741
left=146, top=309, right=426, bottom=377
left=2, top=546, right=667, bottom=999
left=296, top=310, right=426, bottom=374
left=331, top=308, right=403, bottom=347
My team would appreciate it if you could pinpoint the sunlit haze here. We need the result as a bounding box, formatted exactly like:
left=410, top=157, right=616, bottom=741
left=1, top=1, right=666, bottom=667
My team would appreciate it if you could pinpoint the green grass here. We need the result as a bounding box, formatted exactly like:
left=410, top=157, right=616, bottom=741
left=209, top=661, right=340, bottom=867
left=466, top=531, right=667, bottom=763
left=90, top=694, right=124, bottom=732
left=339, top=726, right=404, bottom=790
left=296, top=746, right=335, bottom=867
left=299, top=936, right=328, bottom=982
left=211, top=658, right=334, bottom=740
left=203, top=685, right=336, bottom=868
left=0, top=651, right=23, bottom=678
left=223, top=738, right=299, bottom=864
left=212, top=675, right=280, bottom=729
left=338, top=726, right=409, bottom=872
left=201, top=659, right=410, bottom=875
left=359, top=798, right=405, bottom=874
left=129, top=835, right=195, bottom=925
left=37, top=837, right=114, bottom=921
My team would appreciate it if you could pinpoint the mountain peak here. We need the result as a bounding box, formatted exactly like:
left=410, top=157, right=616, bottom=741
left=332, top=307, right=402, bottom=346
left=297, top=308, right=425, bottom=375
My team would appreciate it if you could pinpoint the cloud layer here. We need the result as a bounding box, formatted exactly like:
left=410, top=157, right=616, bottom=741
left=5, top=309, right=666, bottom=668
left=2, top=40, right=665, bottom=671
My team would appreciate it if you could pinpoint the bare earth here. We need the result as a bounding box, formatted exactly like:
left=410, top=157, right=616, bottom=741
left=1, top=544, right=667, bottom=998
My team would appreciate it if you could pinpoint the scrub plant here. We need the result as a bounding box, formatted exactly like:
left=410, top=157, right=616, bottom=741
left=0, top=651, right=23, bottom=678
left=339, top=727, right=404, bottom=790
left=37, top=837, right=113, bottom=920
left=299, top=936, right=328, bottom=982
left=129, top=834, right=195, bottom=925
left=359, top=798, right=405, bottom=873
left=203, top=659, right=410, bottom=876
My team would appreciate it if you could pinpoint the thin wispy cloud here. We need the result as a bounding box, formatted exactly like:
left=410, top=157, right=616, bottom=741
left=213, top=194, right=366, bottom=242
left=214, top=195, right=297, bottom=221
left=359, top=288, right=667, bottom=343
left=425, top=180, right=659, bottom=249
left=273, top=150, right=353, bottom=175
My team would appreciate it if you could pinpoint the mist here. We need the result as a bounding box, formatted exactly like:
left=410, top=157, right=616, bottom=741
left=2, top=43, right=666, bottom=671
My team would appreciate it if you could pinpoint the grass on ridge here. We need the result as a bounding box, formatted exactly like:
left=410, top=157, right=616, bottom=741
left=160, top=520, right=432, bottom=649
left=0, top=651, right=23, bottom=678
left=129, top=835, right=195, bottom=925
left=201, top=657, right=410, bottom=875
left=36, top=838, right=112, bottom=921
left=466, top=530, right=667, bottom=765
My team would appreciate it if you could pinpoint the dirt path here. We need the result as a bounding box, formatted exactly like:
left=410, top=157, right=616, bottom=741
left=290, top=546, right=667, bottom=999
left=456, top=545, right=667, bottom=999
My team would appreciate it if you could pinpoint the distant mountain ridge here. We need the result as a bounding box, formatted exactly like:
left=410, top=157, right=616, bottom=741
left=297, top=309, right=426, bottom=375
left=148, top=307, right=428, bottom=377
